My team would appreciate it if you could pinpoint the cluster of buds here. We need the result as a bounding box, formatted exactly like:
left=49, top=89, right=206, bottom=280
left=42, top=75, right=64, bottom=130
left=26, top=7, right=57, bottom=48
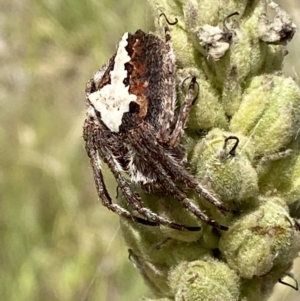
left=119, top=1, right=300, bottom=300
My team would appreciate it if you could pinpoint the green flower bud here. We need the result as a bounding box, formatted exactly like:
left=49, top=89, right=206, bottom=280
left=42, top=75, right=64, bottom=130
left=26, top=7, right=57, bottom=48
left=220, top=28, right=266, bottom=117
left=183, top=0, right=222, bottom=29
left=181, top=1, right=268, bottom=88
left=118, top=190, right=203, bottom=242
left=230, top=75, right=300, bottom=156
left=219, top=196, right=300, bottom=279
left=128, top=248, right=171, bottom=297
left=191, top=128, right=258, bottom=208
left=143, top=194, right=204, bottom=242
left=239, top=264, right=294, bottom=301
left=147, top=0, right=180, bottom=19
left=262, top=44, right=285, bottom=73
left=121, top=216, right=210, bottom=266
left=166, top=22, right=197, bottom=68
left=121, top=1, right=300, bottom=300
left=120, top=218, right=211, bottom=296
left=169, top=258, right=240, bottom=301
left=258, top=147, right=300, bottom=206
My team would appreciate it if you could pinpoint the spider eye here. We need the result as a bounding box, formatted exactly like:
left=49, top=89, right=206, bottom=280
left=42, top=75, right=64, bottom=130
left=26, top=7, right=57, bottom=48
left=129, top=101, right=140, bottom=114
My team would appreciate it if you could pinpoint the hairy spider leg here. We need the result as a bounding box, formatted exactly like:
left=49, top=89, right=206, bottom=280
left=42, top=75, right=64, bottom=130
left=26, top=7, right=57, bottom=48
left=84, top=119, right=174, bottom=228
left=129, top=133, right=228, bottom=231
left=168, top=77, right=198, bottom=147
left=156, top=25, right=177, bottom=143
left=84, top=124, right=132, bottom=219
left=138, top=129, right=230, bottom=214
left=90, top=125, right=201, bottom=232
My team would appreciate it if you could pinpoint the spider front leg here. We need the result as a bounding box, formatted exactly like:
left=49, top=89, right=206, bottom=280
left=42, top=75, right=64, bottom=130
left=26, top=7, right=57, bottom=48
left=140, top=129, right=230, bottom=214
left=156, top=25, right=177, bottom=143
left=84, top=118, right=175, bottom=228
left=167, top=77, right=198, bottom=147
left=84, top=120, right=138, bottom=222
left=90, top=128, right=201, bottom=232
left=150, top=161, right=228, bottom=231
left=129, top=133, right=228, bottom=231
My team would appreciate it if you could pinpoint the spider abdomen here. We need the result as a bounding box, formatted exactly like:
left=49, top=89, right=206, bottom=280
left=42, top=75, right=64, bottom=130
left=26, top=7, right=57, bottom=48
left=86, top=29, right=176, bottom=135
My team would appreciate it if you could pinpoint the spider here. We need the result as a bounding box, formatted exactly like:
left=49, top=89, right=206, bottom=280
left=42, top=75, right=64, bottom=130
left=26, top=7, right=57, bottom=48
left=83, top=19, right=229, bottom=232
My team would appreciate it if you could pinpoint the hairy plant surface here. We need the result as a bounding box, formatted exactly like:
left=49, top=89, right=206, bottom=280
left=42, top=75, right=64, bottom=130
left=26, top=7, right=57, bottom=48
left=118, top=1, right=300, bottom=300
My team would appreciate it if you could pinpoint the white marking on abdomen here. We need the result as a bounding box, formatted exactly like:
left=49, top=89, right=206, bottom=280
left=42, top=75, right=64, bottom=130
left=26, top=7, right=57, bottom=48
left=88, top=33, right=137, bottom=133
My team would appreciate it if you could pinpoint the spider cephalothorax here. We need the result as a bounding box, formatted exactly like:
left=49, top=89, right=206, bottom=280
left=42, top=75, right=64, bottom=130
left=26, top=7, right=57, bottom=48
left=83, top=23, right=229, bottom=231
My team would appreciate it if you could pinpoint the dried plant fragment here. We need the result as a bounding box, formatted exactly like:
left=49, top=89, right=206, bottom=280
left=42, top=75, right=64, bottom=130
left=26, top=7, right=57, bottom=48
left=258, top=1, right=296, bottom=45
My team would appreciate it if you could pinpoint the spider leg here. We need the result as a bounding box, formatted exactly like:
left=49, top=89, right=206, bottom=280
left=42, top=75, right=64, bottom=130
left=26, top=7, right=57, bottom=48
left=89, top=127, right=200, bottom=232
left=157, top=169, right=228, bottom=230
left=140, top=129, right=230, bottom=213
left=84, top=127, right=134, bottom=219
left=84, top=120, right=162, bottom=227
left=168, top=77, right=198, bottom=147
left=157, top=25, right=177, bottom=142
left=129, top=132, right=228, bottom=231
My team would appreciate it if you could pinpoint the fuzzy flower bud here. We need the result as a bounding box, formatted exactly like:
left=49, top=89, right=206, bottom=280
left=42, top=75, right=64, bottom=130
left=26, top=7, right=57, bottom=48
left=118, top=1, right=300, bottom=300
left=169, top=258, right=240, bottom=301
left=191, top=128, right=258, bottom=207
left=219, top=196, right=300, bottom=278
left=230, top=75, right=300, bottom=156
left=258, top=148, right=300, bottom=206
left=120, top=217, right=210, bottom=297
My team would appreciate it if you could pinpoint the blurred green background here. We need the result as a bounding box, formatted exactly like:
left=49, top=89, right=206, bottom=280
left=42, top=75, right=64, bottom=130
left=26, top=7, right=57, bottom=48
left=0, top=0, right=299, bottom=301
left=0, top=0, right=152, bottom=300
